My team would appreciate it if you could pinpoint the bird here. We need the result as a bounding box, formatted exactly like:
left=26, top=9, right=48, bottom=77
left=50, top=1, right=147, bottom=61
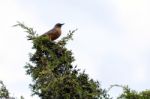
left=42, top=23, right=64, bottom=41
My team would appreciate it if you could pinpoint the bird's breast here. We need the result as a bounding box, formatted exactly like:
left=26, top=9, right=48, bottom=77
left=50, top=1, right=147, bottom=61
left=49, top=29, right=61, bottom=40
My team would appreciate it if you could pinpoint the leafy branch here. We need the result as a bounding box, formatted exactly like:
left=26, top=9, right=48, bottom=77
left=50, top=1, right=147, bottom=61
left=13, top=21, right=37, bottom=40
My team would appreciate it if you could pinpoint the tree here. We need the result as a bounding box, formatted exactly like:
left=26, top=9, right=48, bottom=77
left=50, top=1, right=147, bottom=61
left=108, top=84, right=150, bottom=99
left=0, top=80, right=23, bottom=99
left=118, top=87, right=150, bottom=99
left=0, top=80, right=9, bottom=98
left=14, top=22, right=111, bottom=99
left=117, top=85, right=140, bottom=99
left=139, top=90, right=150, bottom=99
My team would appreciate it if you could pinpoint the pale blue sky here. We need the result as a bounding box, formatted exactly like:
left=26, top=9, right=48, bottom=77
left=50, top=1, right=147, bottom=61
left=0, top=0, right=150, bottom=98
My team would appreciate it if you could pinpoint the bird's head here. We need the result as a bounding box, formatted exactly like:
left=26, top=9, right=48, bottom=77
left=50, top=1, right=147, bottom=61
left=55, top=23, right=64, bottom=28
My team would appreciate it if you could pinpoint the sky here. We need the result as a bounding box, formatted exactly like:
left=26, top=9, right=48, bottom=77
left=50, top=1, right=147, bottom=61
left=0, top=0, right=150, bottom=98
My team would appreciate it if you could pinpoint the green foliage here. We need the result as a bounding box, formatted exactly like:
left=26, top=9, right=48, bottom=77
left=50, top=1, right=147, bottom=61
left=111, top=85, right=150, bottom=99
left=0, top=80, right=9, bottom=98
left=15, top=22, right=110, bottom=99
left=13, top=21, right=37, bottom=40
left=20, top=96, right=25, bottom=99
left=117, top=85, right=140, bottom=99
left=139, top=90, right=150, bottom=99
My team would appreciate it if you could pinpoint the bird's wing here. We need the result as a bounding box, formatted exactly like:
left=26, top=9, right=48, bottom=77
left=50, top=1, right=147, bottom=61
left=44, top=28, right=56, bottom=35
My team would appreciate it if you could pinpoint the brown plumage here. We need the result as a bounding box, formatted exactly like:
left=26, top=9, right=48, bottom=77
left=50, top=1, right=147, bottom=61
left=42, top=23, right=64, bottom=41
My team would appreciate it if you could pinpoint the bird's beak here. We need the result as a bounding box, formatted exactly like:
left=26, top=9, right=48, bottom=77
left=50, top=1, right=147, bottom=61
left=61, top=23, right=65, bottom=25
